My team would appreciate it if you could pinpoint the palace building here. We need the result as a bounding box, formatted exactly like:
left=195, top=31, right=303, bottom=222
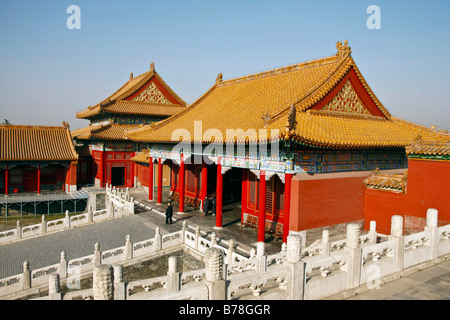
left=72, top=62, right=186, bottom=188
left=126, top=41, right=450, bottom=243
left=0, top=123, right=79, bottom=194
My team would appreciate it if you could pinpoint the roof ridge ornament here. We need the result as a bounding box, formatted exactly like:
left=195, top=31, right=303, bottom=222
left=150, top=62, right=155, bottom=72
left=130, top=72, right=133, bottom=80
left=286, top=104, right=297, bottom=131
left=216, top=73, right=223, bottom=84
left=336, top=40, right=351, bottom=57
left=261, top=111, right=271, bottom=126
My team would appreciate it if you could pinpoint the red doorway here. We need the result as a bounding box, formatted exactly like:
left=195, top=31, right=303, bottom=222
left=23, top=166, right=36, bottom=192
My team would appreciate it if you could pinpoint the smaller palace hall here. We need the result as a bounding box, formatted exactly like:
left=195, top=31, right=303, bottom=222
left=71, top=62, right=186, bottom=189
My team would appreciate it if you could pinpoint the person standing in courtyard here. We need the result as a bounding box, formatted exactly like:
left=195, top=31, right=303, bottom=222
left=165, top=202, right=173, bottom=224
left=203, top=196, right=210, bottom=216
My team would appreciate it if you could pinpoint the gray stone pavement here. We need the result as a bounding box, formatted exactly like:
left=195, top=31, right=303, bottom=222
left=345, top=260, right=450, bottom=300
left=0, top=214, right=156, bottom=279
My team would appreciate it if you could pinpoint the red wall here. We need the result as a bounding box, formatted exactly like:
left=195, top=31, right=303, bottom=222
left=289, top=171, right=367, bottom=232
left=406, top=159, right=450, bottom=219
left=64, top=162, right=78, bottom=188
left=137, top=163, right=151, bottom=187
left=365, top=159, right=450, bottom=234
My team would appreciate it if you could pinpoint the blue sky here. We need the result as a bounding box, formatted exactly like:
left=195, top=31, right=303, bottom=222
left=0, top=0, right=449, bottom=131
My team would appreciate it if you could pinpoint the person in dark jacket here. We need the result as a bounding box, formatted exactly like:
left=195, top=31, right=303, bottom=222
left=211, top=194, right=216, bottom=216
left=203, top=196, right=210, bottom=216
left=165, top=202, right=173, bottom=224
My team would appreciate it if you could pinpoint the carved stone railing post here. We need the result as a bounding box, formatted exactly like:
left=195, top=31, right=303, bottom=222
left=204, top=247, right=225, bottom=300
left=59, top=251, right=68, bottom=278
left=22, top=261, right=31, bottom=290
left=109, top=201, right=114, bottom=218
left=210, top=233, right=217, bottom=248
left=16, top=221, right=22, bottom=240
left=64, top=210, right=70, bottom=229
left=93, top=242, right=101, bottom=267
left=48, top=273, right=61, bottom=300
left=167, top=256, right=181, bottom=293
left=227, top=239, right=235, bottom=265
left=195, top=226, right=201, bottom=251
left=125, top=234, right=133, bottom=260
left=322, top=230, right=331, bottom=257
left=87, top=205, right=93, bottom=223
left=41, top=215, right=47, bottom=234
left=256, top=242, right=267, bottom=273
left=369, top=221, right=377, bottom=245
left=390, top=215, right=404, bottom=273
left=425, top=208, right=439, bottom=260
left=286, top=234, right=305, bottom=300
left=155, top=227, right=162, bottom=251
left=93, top=265, right=114, bottom=300
left=181, top=221, right=187, bottom=243
left=249, top=248, right=256, bottom=260
left=281, top=242, right=287, bottom=257
left=129, top=196, right=135, bottom=214
left=345, top=223, right=362, bottom=290
left=113, top=265, right=126, bottom=300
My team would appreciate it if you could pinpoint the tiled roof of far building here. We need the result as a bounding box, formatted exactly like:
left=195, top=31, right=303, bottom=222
left=126, top=41, right=450, bottom=148
left=71, top=122, right=141, bottom=141
left=130, top=149, right=151, bottom=163
left=363, top=169, right=408, bottom=193
left=405, top=135, right=450, bottom=159
left=76, top=62, right=186, bottom=120
left=0, top=123, right=78, bottom=161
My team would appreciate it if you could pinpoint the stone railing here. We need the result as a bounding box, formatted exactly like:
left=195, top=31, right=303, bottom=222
left=0, top=186, right=134, bottom=245
left=105, top=185, right=135, bottom=215
left=0, top=221, right=246, bottom=299
left=3, top=208, right=450, bottom=300
left=24, top=208, right=450, bottom=301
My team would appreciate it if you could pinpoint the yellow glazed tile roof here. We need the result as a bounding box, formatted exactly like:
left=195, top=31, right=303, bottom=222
left=126, top=41, right=450, bottom=148
left=363, top=169, right=408, bottom=193
left=276, top=114, right=450, bottom=149
left=127, top=54, right=345, bottom=143
left=130, top=150, right=151, bottom=163
left=97, top=100, right=184, bottom=117
left=72, top=122, right=141, bottom=141
left=76, top=63, right=186, bottom=119
left=0, top=124, right=78, bottom=161
left=405, top=137, right=450, bottom=157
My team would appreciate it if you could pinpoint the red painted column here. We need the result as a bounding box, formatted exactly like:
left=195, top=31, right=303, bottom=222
left=241, top=169, right=248, bottom=222
left=179, top=154, right=185, bottom=214
left=201, top=162, right=208, bottom=200
left=258, top=171, right=267, bottom=243
left=101, top=153, right=105, bottom=187
left=215, top=157, right=223, bottom=229
left=157, top=158, right=163, bottom=204
left=65, top=163, right=72, bottom=192
left=102, top=150, right=106, bottom=187
left=131, top=152, right=136, bottom=187
left=283, top=173, right=293, bottom=243
left=149, top=157, right=154, bottom=201
left=4, top=165, right=8, bottom=196
left=170, top=162, right=175, bottom=192
left=37, top=164, right=41, bottom=195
